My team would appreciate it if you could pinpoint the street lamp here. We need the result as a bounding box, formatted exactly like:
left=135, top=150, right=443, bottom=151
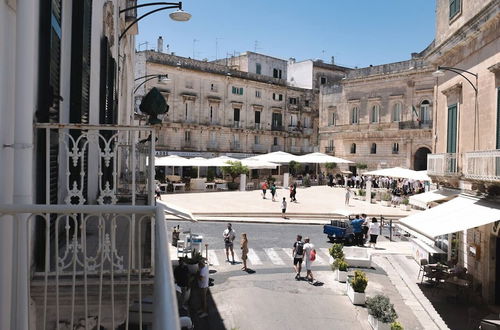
left=119, top=2, right=191, bottom=41
left=432, top=65, right=479, bottom=150
left=134, top=74, right=170, bottom=94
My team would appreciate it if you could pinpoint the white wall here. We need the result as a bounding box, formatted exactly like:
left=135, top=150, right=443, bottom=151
left=287, top=60, right=313, bottom=89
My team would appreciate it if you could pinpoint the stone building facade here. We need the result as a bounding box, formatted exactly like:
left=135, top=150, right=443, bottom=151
left=135, top=51, right=317, bottom=158
left=426, top=0, right=500, bottom=304
left=318, top=57, right=434, bottom=172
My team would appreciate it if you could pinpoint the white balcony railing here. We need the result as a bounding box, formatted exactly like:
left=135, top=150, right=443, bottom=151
left=289, top=146, right=301, bottom=154
left=463, top=149, right=500, bottom=181
left=271, top=145, right=283, bottom=152
left=35, top=123, right=156, bottom=206
left=427, top=153, right=459, bottom=176
left=303, top=128, right=313, bottom=135
left=254, top=123, right=262, bottom=130
left=252, top=144, right=267, bottom=153
left=302, top=146, right=314, bottom=153
left=233, top=121, right=241, bottom=128
left=2, top=203, right=181, bottom=330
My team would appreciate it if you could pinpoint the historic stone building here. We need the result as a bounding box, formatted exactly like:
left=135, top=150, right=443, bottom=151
left=425, top=0, right=500, bottom=304
left=135, top=50, right=317, bottom=158
left=318, top=56, right=435, bottom=172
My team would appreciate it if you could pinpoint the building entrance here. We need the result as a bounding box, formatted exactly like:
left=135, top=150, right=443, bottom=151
left=414, top=147, right=431, bottom=171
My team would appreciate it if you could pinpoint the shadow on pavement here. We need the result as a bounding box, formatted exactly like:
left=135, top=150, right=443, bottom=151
left=190, top=286, right=226, bottom=330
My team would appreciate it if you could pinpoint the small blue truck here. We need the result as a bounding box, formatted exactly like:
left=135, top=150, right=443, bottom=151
left=323, top=210, right=356, bottom=245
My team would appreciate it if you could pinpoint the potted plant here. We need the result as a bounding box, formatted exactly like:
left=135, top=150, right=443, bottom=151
left=222, top=161, right=249, bottom=190
left=332, top=258, right=349, bottom=282
left=366, top=295, right=398, bottom=330
left=347, top=270, right=367, bottom=305
left=390, top=322, right=404, bottom=330
left=358, top=189, right=366, bottom=201
left=400, top=198, right=411, bottom=211
left=180, top=251, right=205, bottom=273
left=328, top=243, right=344, bottom=264
left=380, top=193, right=392, bottom=207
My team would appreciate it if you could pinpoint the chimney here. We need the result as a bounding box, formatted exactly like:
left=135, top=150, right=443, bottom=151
left=288, top=57, right=296, bottom=64
left=331, top=56, right=335, bottom=64
left=157, top=36, right=164, bottom=53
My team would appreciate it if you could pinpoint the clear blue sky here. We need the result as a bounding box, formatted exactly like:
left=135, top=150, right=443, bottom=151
left=136, top=0, right=436, bottom=68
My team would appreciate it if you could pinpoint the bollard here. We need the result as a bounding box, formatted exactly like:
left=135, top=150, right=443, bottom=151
left=205, top=244, right=209, bottom=264
left=389, top=219, right=393, bottom=242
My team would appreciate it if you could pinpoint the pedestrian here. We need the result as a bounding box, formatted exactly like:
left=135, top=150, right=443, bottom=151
left=292, top=235, right=304, bottom=280
left=174, top=258, right=190, bottom=310
left=289, top=184, right=294, bottom=202
left=345, top=187, right=351, bottom=205
left=240, top=233, right=249, bottom=271
left=270, top=182, right=277, bottom=201
left=292, top=183, right=297, bottom=202
left=223, top=223, right=236, bottom=263
left=351, top=215, right=364, bottom=246
left=361, top=213, right=369, bottom=244
left=155, top=182, right=162, bottom=200
left=303, top=237, right=316, bottom=284
left=281, top=197, right=287, bottom=219
left=261, top=181, right=268, bottom=199
left=328, top=174, right=334, bottom=187
left=197, top=259, right=209, bottom=318
left=368, top=218, right=380, bottom=248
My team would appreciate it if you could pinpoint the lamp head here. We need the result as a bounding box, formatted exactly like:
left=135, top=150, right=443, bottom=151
left=158, top=75, right=170, bottom=84
left=432, top=68, right=445, bottom=77
left=169, top=9, right=191, bottom=21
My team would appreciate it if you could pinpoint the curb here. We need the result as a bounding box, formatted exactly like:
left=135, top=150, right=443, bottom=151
left=165, top=216, right=329, bottom=225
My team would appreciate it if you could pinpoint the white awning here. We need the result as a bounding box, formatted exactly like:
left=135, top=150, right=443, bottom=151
left=399, top=194, right=500, bottom=239
left=154, top=155, right=191, bottom=166
left=247, top=151, right=301, bottom=163
left=409, top=189, right=459, bottom=209
left=364, top=167, right=431, bottom=181
left=212, top=156, right=278, bottom=169
left=295, top=152, right=353, bottom=164
left=157, top=201, right=197, bottom=222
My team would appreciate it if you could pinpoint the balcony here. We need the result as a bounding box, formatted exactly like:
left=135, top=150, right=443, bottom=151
left=254, top=123, right=263, bottom=130
left=427, top=153, right=459, bottom=176
left=288, top=125, right=300, bottom=133
left=303, top=127, right=313, bottom=135
left=289, top=146, right=301, bottom=154
left=271, top=125, right=284, bottom=132
left=271, top=145, right=284, bottom=152
left=4, top=202, right=184, bottom=329
left=230, top=142, right=241, bottom=151
left=463, top=149, right=500, bottom=182
left=182, top=140, right=196, bottom=150
left=233, top=121, right=242, bottom=129
left=302, top=146, right=314, bottom=153
left=207, top=140, right=219, bottom=151
left=398, top=120, right=433, bottom=130
left=252, top=144, right=267, bottom=153
left=325, top=146, right=335, bottom=155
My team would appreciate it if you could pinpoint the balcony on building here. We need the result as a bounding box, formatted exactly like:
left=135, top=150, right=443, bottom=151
left=463, top=149, right=500, bottom=182
left=302, top=145, right=314, bottom=153
left=206, top=140, right=218, bottom=151
left=182, top=140, right=196, bottom=150
left=271, top=144, right=284, bottom=152
left=398, top=120, right=433, bottom=130
left=230, top=141, right=241, bottom=151
left=288, top=125, right=300, bottom=133
left=252, top=144, right=267, bottom=153
left=427, top=153, right=459, bottom=176
left=271, top=125, right=284, bottom=132
left=289, top=146, right=301, bottom=154
left=303, top=127, right=313, bottom=135
left=325, top=146, right=335, bottom=155
left=254, top=123, right=263, bottom=130
left=233, top=120, right=242, bottom=129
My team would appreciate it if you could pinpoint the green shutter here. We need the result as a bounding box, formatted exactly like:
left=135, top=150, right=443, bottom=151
left=447, top=104, right=458, bottom=153
left=496, top=88, right=500, bottom=149
left=449, top=0, right=460, bottom=19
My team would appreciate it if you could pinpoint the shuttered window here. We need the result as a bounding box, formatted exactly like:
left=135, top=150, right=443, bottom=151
left=449, top=0, right=461, bottom=19
left=447, top=104, right=458, bottom=153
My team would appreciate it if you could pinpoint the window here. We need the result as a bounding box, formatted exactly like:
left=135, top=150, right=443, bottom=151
left=304, top=100, right=310, bottom=107
left=350, top=143, right=356, bottom=154
left=320, top=77, right=327, bottom=85
left=233, top=108, right=240, bottom=122
left=304, top=117, right=310, bottom=128
left=449, top=0, right=461, bottom=19
left=255, top=89, right=261, bottom=98
left=420, top=100, right=431, bottom=124
left=371, top=105, right=380, bottom=123
left=497, top=88, right=500, bottom=149
left=289, top=97, right=297, bottom=105
left=447, top=104, right=458, bottom=153
left=351, top=107, right=359, bottom=124
left=273, top=68, right=282, bottom=79
left=254, top=135, right=260, bottom=144
left=185, top=103, right=189, bottom=120
left=273, top=93, right=283, bottom=101
left=210, top=83, right=217, bottom=92
left=329, top=112, right=336, bottom=126
left=210, top=105, right=213, bottom=122
left=272, top=112, right=282, bottom=129
left=232, top=86, right=244, bottom=95
left=256, top=63, right=262, bottom=74
left=273, top=137, right=278, bottom=145
left=392, top=103, right=402, bottom=122
left=184, top=131, right=191, bottom=142
left=290, top=114, right=298, bottom=127
left=392, top=143, right=399, bottom=154
left=370, top=143, right=377, bottom=154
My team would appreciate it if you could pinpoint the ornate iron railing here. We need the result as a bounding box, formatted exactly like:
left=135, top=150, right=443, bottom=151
left=463, top=149, right=500, bottom=181
left=271, top=145, right=283, bottom=152
left=427, top=153, right=459, bottom=176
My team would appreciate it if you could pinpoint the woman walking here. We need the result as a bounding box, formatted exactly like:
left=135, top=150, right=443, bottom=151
left=345, top=187, right=351, bottom=205
left=270, top=183, right=277, bottom=201
left=240, top=233, right=249, bottom=271
left=368, top=218, right=380, bottom=248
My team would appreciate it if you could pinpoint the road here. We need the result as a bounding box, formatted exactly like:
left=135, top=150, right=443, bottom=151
left=174, top=221, right=372, bottom=330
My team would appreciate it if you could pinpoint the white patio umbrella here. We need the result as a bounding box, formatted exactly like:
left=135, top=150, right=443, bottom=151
left=154, top=155, right=191, bottom=166
left=210, top=156, right=278, bottom=169
left=295, top=152, right=353, bottom=164
left=246, top=151, right=301, bottom=163
left=363, top=167, right=432, bottom=181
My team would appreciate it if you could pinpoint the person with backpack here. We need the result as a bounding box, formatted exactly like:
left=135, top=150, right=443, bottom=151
left=292, top=235, right=304, bottom=280
left=270, top=183, right=277, bottom=201
left=303, top=237, right=316, bottom=284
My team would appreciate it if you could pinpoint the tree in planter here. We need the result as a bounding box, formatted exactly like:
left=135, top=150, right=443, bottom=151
left=366, top=294, right=398, bottom=324
left=401, top=198, right=409, bottom=205
left=356, top=163, right=368, bottom=171
left=325, top=162, right=337, bottom=173
left=329, top=243, right=344, bottom=261
left=222, top=161, right=249, bottom=190
left=333, top=258, right=348, bottom=271
left=288, top=160, right=302, bottom=177
left=207, top=167, right=216, bottom=182
left=350, top=270, right=368, bottom=293
left=390, top=322, right=404, bottom=330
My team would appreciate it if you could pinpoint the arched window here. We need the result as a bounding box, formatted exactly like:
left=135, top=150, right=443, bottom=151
left=420, top=100, right=431, bottom=124
left=370, top=143, right=377, bottom=154
left=392, top=103, right=402, bottom=122
left=351, top=107, right=359, bottom=124
left=350, top=143, right=356, bottom=154
left=371, top=105, right=380, bottom=123
left=392, top=142, right=399, bottom=154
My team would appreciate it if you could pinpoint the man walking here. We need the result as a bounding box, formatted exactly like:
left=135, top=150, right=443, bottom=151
left=292, top=235, right=304, bottom=280
left=197, top=259, right=209, bottom=318
left=303, top=237, right=316, bottom=284
left=281, top=197, right=287, bottom=219
left=223, top=223, right=236, bottom=263
left=351, top=215, right=364, bottom=246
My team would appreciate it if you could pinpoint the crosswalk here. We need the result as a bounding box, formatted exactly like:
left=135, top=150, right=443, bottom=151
left=202, top=247, right=332, bottom=269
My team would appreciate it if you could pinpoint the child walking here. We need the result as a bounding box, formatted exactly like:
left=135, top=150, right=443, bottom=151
left=281, top=197, right=287, bottom=219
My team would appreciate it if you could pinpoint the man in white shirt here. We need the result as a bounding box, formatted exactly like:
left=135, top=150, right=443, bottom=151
left=223, top=223, right=236, bottom=263
left=197, top=260, right=209, bottom=318
left=303, top=237, right=316, bottom=284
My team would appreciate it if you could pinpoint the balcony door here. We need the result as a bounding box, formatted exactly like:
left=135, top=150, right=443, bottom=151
left=497, top=88, right=500, bottom=149
left=447, top=104, right=458, bottom=173
left=272, top=112, right=282, bottom=129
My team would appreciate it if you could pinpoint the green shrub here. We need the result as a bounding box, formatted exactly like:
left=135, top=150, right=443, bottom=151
left=401, top=198, right=409, bottom=205
left=288, top=160, right=302, bottom=176
left=350, top=270, right=368, bottom=293
left=227, top=182, right=239, bottom=190
left=391, top=321, right=404, bottom=330
left=207, top=168, right=215, bottom=182
left=356, top=163, right=368, bottom=169
left=381, top=192, right=392, bottom=201
left=335, top=259, right=349, bottom=271
left=366, top=294, right=398, bottom=323
left=180, top=251, right=204, bottom=265
left=329, top=243, right=344, bottom=260
left=303, top=176, right=311, bottom=187
left=222, top=161, right=249, bottom=182
left=358, top=189, right=366, bottom=197
left=371, top=192, right=376, bottom=199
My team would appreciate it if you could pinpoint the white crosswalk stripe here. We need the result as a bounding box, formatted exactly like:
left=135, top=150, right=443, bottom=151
left=208, top=250, right=219, bottom=266
left=320, top=248, right=332, bottom=262
left=281, top=248, right=293, bottom=260
left=313, top=252, right=328, bottom=265
left=263, top=248, right=285, bottom=265
left=247, top=248, right=262, bottom=265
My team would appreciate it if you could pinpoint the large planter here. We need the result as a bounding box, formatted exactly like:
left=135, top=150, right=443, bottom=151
left=347, top=283, right=365, bottom=305
left=400, top=204, right=411, bottom=211
left=335, top=269, right=348, bottom=282
left=368, top=314, right=391, bottom=330
left=381, top=201, right=390, bottom=207
left=186, top=264, right=199, bottom=274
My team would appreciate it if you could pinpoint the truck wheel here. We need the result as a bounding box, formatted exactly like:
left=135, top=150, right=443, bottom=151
left=328, top=236, right=335, bottom=243
left=345, top=235, right=354, bottom=246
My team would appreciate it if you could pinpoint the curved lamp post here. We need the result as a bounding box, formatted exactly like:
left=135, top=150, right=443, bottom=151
left=134, top=74, right=170, bottom=94
left=119, top=1, right=191, bottom=41
left=432, top=66, right=479, bottom=150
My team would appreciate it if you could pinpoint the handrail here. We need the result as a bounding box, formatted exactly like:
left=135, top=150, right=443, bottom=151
left=0, top=204, right=156, bottom=214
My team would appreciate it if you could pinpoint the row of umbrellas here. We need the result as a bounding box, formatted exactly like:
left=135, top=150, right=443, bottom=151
left=154, top=151, right=353, bottom=170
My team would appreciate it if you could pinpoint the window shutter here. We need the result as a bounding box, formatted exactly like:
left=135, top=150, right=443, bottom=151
left=447, top=104, right=458, bottom=153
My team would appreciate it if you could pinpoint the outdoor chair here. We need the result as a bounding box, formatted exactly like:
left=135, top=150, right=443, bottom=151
left=418, top=259, right=428, bottom=280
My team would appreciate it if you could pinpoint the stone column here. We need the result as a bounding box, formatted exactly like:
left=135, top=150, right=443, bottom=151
left=366, top=180, right=372, bottom=205
left=240, top=173, right=246, bottom=191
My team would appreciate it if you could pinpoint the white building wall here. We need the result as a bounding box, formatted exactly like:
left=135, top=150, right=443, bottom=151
left=287, top=60, right=313, bottom=89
